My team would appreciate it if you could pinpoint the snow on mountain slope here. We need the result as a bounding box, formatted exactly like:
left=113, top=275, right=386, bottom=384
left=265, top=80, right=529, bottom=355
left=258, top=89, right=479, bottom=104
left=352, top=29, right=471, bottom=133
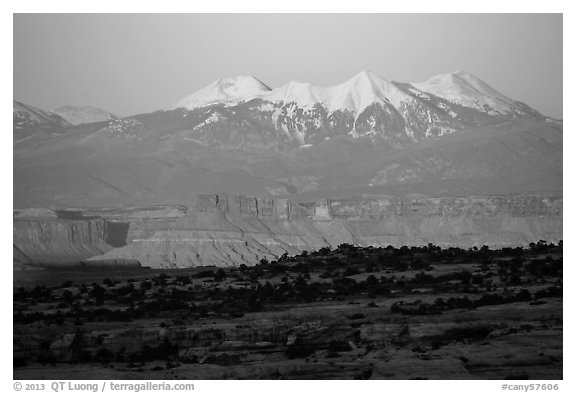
left=147, top=70, right=544, bottom=151
left=263, top=81, right=322, bottom=109
left=264, top=70, right=415, bottom=113
left=52, top=70, right=545, bottom=155
left=412, top=70, right=523, bottom=115
left=327, top=70, right=414, bottom=112
left=175, top=71, right=416, bottom=114
left=174, top=70, right=536, bottom=118
left=175, top=76, right=271, bottom=109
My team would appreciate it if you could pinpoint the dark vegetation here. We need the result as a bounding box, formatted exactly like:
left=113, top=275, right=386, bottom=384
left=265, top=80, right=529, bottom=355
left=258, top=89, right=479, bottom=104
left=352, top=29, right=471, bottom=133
left=14, top=241, right=562, bottom=377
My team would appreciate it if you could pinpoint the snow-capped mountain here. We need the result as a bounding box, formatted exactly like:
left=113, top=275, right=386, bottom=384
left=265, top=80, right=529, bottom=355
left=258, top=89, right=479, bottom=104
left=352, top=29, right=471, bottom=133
left=262, top=70, right=416, bottom=114
left=53, top=105, right=117, bottom=125
left=13, top=70, right=561, bottom=208
left=13, top=101, right=71, bottom=129
left=175, top=76, right=271, bottom=109
left=175, top=70, right=541, bottom=117
left=169, top=70, right=543, bottom=148
left=413, top=70, right=536, bottom=116
left=18, top=70, right=544, bottom=151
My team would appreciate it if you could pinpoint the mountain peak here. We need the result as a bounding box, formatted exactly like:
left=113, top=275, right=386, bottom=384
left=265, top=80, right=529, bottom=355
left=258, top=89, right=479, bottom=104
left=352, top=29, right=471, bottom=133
left=212, top=75, right=270, bottom=90
left=265, top=81, right=320, bottom=106
left=423, top=70, right=478, bottom=84
left=353, top=69, right=378, bottom=79
left=413, top=71, right=518, bottom=114
left=450, top=69, right=470, bottom=76
left=175, top=75, right=271, bottom=110
left=346, top=70, right=389, bottom=85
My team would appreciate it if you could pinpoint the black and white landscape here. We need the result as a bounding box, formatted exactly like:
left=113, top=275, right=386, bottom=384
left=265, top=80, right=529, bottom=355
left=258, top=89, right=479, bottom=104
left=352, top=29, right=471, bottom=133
left=13, top=13, right=562, bottom=380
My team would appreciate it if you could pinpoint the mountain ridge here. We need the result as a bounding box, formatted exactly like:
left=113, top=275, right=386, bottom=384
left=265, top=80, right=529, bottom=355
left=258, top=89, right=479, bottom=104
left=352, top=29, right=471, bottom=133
left=173, top=70, right=543, bottom=119
left=52, top=105, right=117, bottom=125
left=13, top=100, right=72, bottom=129
left=13, top=70, right=560, bottom=208
left=175, top=75, right=272, bottom=110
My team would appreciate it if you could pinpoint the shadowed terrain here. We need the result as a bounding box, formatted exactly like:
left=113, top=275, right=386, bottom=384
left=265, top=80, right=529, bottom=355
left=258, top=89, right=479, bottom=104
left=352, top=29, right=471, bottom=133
left=14, top=243, right=562, bottom=379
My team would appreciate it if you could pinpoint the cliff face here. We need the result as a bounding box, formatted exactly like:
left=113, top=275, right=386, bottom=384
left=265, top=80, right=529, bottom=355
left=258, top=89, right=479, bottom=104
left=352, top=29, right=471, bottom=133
left=86, top=193, right=562, bottom=268
left=13, top=193, right=561, bottom=268
left=13, top=217, right=113, bottom=266
left=13, top=206, right=188, bottom=267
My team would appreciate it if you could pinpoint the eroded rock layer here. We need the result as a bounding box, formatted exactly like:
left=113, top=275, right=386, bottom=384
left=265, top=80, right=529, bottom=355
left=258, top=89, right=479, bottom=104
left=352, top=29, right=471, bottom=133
left=13, top=193, right=561, bottom=268
left=13, top=216, right=113, bottom=266
left=85, top=193, right=561, bottom=268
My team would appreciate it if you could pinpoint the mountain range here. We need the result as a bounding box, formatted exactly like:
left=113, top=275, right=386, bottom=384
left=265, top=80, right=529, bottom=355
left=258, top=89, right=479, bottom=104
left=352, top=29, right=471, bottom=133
left=13, top=70, right=562, bottom=267
left=14, top=70, right=561, bottom=208
left=176, top=70, right=541, bottom=117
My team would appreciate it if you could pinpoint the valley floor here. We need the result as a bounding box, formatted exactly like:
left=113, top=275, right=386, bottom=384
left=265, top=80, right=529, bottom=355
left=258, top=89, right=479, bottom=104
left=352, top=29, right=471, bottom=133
left=13, top=243, right=563, bottom=380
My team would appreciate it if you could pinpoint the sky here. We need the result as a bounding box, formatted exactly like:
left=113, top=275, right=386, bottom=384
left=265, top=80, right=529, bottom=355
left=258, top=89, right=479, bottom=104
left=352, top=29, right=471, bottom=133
left=13, top=13, right=563, bottom=118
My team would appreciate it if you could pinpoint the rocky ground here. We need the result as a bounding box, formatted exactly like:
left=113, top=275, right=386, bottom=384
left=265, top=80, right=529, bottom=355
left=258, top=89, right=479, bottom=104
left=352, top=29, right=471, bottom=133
left=13, top=242, right=562, bottom=379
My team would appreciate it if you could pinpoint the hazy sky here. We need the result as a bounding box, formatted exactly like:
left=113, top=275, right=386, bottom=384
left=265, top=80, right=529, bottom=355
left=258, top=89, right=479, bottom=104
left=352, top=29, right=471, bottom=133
left=13, top=13, right=563, bottom=118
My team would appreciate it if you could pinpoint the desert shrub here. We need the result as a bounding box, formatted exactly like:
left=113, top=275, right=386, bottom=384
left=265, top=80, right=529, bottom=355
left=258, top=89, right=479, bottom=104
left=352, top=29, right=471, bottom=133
left=427, top=325, right=494, bottom=347
left=154, top=274, right=169, bottom=286
left=328, top=340, right=353, bottom=352
left=410, top=258, right=430, bottom=270
left=135, top=339, right=179, bottom=362
left=377, top=255, right=409, bottom=272
left=364, top=259, right=377, bottom=272
left=269, top=263, right=288, bottom=276
left=175, top=276, right=191, bottom=286
left=37, top=352, right=58, bottom=365
left=286, top=344, right=315, bottom=359
left=60, top=280, right=74, bottom=288
left=140, top=280, right=153, bottom=290
left=505, top=374, right=531, bottom=380
left=214, top=269, right=227, bottom=282
left=471, top=274, right=485, bottom=285
left=476, top=293, right=506, bottom=307
left=411, top=272, right=436, bottom=284
left=526, top=257, right=562, bottom=277
left=291, top=263, right=310, bottom=274
left=460, top=270, right=474, bottom=285
left=514, top=289, right=532, bottom=301
left=13, top=356, right=28, bottom=368
left=343, top=266, right=360, bottom=277
left=193, top=270, right=216, bottom=279
left=331, top=277, right=358, bottom=296
left=94, top=348, right=114, bottom=364
left=501, top=247, right=524, bottom=257
left=534, top=286, right=562, bottom=299
left=479, top=258, right=493, bottom=272
left=89, top=284, right=106, bottom=304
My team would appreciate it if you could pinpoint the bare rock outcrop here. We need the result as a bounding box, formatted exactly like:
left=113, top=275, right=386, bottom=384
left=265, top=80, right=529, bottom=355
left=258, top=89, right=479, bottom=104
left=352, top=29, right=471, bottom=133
left=86, top=193, right=562, bottom=268
left=13, top=216, right=113, bottom=266
left=12, top=193, right=561, bottom=268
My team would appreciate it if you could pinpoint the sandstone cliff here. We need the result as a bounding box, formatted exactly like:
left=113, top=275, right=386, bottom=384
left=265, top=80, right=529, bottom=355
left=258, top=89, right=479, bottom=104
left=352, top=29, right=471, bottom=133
left=13, top=216, right=113, bottom=266
left=84, top=193, right=562, bottom=268
left=13, top=193, right=561, bottom=268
